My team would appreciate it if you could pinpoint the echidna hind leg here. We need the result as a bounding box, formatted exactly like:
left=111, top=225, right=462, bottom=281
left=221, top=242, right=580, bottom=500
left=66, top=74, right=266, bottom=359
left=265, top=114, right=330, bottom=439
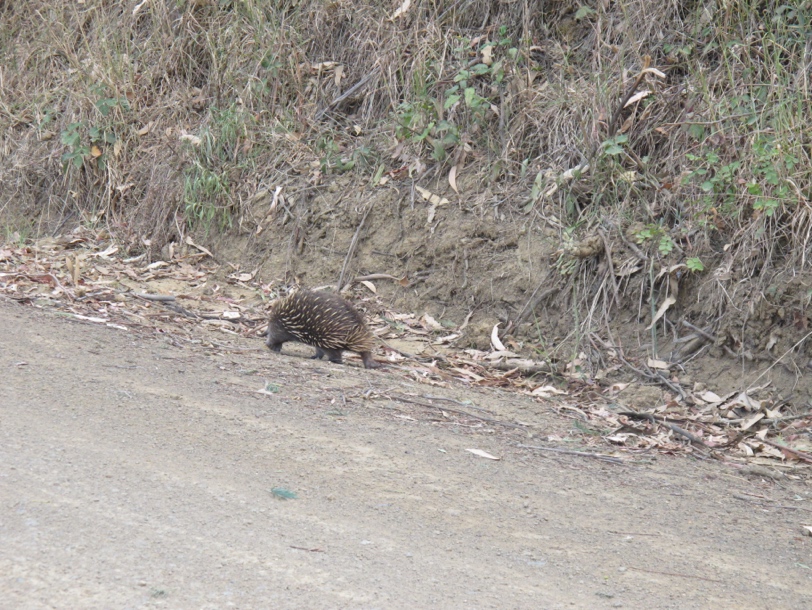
left=311, top=347, right=326, bottom=360
left=360, top=351, right=380, bottom=369
left=311, top=347, right=343, bottom=364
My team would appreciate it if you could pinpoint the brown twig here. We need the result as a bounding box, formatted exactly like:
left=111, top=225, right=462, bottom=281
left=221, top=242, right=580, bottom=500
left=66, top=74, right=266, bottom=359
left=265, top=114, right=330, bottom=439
left=759, top=438, right=812, bottom=464
left=598, top=229, right=620, bottom=307
left=617, top=354, right=686, bottom=400
left=619, top=411, right=709, bottom=448
left=514, top=271, right=558, bottom=326
left=517, top=444, right=625, bottom=464
left=607, top=57, right=651, bottom=138
left=315, top=67, right=380, bottom=120
left=386, top=393, right=527, bottom=431
left=132, top=292, right=199, bottom=319
left=337, top=203, right=373, bottom=292
left=134, top=292, right=176, bottom=302
left=627, top=566, right=723, bottom=584
left=681, top=320, right=716, bottom=342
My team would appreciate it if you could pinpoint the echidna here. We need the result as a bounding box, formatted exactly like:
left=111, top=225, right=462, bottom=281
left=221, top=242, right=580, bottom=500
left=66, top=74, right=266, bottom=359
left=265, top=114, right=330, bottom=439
left=266, top=289, right=380, bottom=369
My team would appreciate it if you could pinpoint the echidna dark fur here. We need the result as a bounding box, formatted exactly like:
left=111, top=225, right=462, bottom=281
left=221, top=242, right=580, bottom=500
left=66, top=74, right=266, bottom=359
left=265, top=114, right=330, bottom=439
left=266, top=290, right=379, bottom=369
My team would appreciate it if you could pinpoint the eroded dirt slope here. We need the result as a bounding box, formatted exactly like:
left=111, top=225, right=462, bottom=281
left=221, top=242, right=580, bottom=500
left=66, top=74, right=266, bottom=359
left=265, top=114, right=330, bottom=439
left=1, top=300, right=811, bottom=609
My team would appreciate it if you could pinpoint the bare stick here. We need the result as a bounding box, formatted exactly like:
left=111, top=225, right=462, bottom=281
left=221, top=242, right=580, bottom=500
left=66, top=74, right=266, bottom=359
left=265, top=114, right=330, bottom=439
left=627, top=566, right=723, bottom=584
left=617, top=353, right=686, bottom=399
left=619, top=411, right=709, bottom=448
left=132, top=292, right=199, bottom=319
left=315, top=68, right=380, bottom=120
left=607, top=61, right=649, bottom=137
left=387, top=393, right=527, bottom=431
left=598, top=229, right=620, bottom=307
left=760, top=438, right=812, bottom=464
left=517, top=444, right=625, bottom=464
left=337, top=204, right=373, bottom=292
left=134, top=292, right=176, bottom=302
left=681, top=320, right=716, bottom=342
left=514, top=271, right=557, bottom=326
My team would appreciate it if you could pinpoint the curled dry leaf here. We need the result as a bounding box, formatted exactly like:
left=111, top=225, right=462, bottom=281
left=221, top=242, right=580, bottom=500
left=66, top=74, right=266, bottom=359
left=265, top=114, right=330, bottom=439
left=179, top=133, right=202, bottom=146
left=185, top=236, right=214, bottom=259
left=607, top=382, right=629, bottom=393
left=490, top=323, right=506, bottom=351
left=646, top=296, right=676, bottom=330
left=725, top=391, right=761, bottom=411
left=421, top=313, right=443, bottom=331
left=531, top=385, right=567, bottom=397
left=390, top=0, right=411, bottom=19
left=360, top=280, right=376, bottom=294
left=448, top=165, right=459, bottom=193
left=642, top=67, right=667, bottom=78
left=646, top=358, right=670, bottom=370
left=452, top=367, right=485, bottom=382
left=270, top=185, right=283, bottom=214
left=466, top=448, right=500, bottom=460
left=698, top=390, right=723, bottom=404
left=414, top=186, right=449, bottom=206
left=740, top=413, right=765, bottom=431
left=623, top=90, right=651, bottom=107
left=229, top=270, right=257, bottom=283
left=94, top=244, right=118, bottom=259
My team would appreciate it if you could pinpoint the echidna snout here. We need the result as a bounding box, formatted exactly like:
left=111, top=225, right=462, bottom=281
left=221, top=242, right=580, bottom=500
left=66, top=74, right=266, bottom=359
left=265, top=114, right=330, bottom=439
left=266, top=290, right=379, bottom=369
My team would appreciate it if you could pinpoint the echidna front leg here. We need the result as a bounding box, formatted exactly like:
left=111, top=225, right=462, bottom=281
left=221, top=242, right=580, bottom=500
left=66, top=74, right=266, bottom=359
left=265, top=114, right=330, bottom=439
left=267, top=340, right=284, bottom=353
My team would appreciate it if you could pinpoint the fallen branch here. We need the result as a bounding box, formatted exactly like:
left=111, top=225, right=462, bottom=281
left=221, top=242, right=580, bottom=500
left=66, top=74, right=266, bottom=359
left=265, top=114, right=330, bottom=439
left=337, top=203, right=373, bottom=293
left=517, top=443, right=625, bottom=464
left=598, top=229, right=621, bottom=308
left=681, top=320, right=717, bottom=342
left=619, top=411, right=709, bottom=449
left=759, top=438, right=812, bottom=464
left=627, top=566, right=723, bottom=584
left=315, top=67, right=380, bottom=120
left=132, top=292, right=199, bottom=319
left=617, top=355, right=686, bottom=400
left=134, top=292, right=176, bottom=302
left=386, top=393, right=527, bottom=431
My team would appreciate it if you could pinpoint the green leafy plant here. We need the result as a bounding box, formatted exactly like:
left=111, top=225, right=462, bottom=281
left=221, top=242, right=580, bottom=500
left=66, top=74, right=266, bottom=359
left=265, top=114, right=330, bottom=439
left=59, top=84, right=127, bottom=171
left=747, top=136, right=798, bottom=217
left=686, top=257, right=705, bottom=272
left=575, top=6, right=597, bottom=20
left=183, top=164, right=231, bottom=231
left=60, top=122, right=91, bottom=169
left=601, top=134, right=628, bottom=157
left=685, top=134, right=799, bottom=220
left=635, top=224, right=675, bottom=256
left=394, top=29, right=519, bottom=163
left=684, top=150, right=740, bottom=219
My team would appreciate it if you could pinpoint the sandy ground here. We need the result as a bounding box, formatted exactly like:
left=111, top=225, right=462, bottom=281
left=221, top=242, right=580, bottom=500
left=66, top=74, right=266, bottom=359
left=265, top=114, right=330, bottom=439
left=2, top=300, right=812, bottom=610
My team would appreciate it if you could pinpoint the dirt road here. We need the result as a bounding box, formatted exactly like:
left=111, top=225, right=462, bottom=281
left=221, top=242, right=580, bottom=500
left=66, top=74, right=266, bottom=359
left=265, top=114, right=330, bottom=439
left=1, top=301, right=811, bottom=609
